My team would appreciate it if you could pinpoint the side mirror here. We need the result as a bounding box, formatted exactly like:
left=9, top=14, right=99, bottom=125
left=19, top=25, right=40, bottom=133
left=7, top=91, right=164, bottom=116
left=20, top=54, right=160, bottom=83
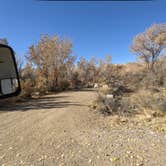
left=0, top=44, right=21, bottom=99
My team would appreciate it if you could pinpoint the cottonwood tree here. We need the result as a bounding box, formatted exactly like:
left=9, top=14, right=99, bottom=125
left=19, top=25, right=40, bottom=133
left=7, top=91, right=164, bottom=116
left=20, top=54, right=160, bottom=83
left=131, top=23, right=166, bottom=71
left=77, top=57, right=89, bottom=85
left=20, top=64, right=36, bottom=97
left=0, top=38, right=8, bottom=45
left=27, top=35, right=75, bottom=92
left=87, top=57, right=98, bottom=83
left=97, top=55, right=112, bottom=83
left=77, top=57, right=98, bottom=86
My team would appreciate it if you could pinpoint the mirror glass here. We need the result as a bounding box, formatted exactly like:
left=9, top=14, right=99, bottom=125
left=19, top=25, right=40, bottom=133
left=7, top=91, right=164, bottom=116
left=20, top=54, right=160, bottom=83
left=0, top=46, right=20, bottom=97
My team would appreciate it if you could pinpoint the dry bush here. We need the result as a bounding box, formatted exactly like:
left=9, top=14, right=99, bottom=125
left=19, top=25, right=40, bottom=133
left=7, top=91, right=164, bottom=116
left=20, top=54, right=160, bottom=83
left=93, top=88, right=166, bottom=117
left=34, top=76, right=48, bottom=94
left=58, top=80, right=70, bottom=90
left=19, top=78, right=34, bottom=99
left=121, top=71, right=146, bottom=91
left=129, top=89, right=166, bottom=117
left=140, top=72, right=165, bottom=89
left=93, top=86, right=135, bottom=116
left=98, top=85, right=111, bottom=95
left=93, top=93, right=135, bottom=116
left=93, top=68, right=166, bottom=117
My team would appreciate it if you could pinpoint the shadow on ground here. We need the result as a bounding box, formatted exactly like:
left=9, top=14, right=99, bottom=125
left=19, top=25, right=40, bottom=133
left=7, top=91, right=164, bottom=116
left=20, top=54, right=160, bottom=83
left=0, top=94, right=85, bottom=112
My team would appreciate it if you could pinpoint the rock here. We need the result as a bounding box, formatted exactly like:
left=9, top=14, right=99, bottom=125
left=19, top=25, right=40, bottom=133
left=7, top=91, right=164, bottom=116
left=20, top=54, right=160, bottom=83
left=102, top=84, right=109, bottom=89
left=97, top=155, right=100, bottom=159
left=16, top=153, right=21, bottom=157
left=20, top=160, right=24, bottom=164
left=78, top=150, right=81, bottom=153
left=0, top=154, right=6, bottom=159
left=88, top=159, right=92, bottom=163
left=110, top=157, right=120, bottom=162
left=61, top=154, right=64, bottom=158
left=130, top=155, right=134, bottom=159
left=38, top=155, right=47, bottom=161
left=94, top=83, right=99, bottom=88
left=106, top=94, right=114, bottom=99
left=88, top=143, right=91, bottom=146
left=126, top=151, right=132, bottom=154
left=136, top=163, right=144, bottom=166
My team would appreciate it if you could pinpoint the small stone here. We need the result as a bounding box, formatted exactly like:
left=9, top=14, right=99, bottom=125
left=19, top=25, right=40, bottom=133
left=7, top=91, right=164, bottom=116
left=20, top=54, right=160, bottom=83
left=16, top=153, right=21, bottom=157
left=20, top=160, right=24, bottom=164
left=130, top=155, right=134, bottom=159
left=110, top=157, right=120, bottom=162
left=97, top=155, right=100, bottom=159
left=136, top=163, right=144, bottom=166
left=136, top=155, right=143, bottom=161
left=127, top=151, right=132, bottom=154
left=97, top=135, right=100, bottom=138
left=0, top=154, right=6, bottom=159
left=88, top=159, right=92, bottom=163
left=71, top=151, right=74, bottom=157
left=9, top=147, right=13, bottom=150
left=59, top=164, right=64, bottom=166
left=61, top=154, right=64, bottom=158
left=151, top=143, right=156, bottom=147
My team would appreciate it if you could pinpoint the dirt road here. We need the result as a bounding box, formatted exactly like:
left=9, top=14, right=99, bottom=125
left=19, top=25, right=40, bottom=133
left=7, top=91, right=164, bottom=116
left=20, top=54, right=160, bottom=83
left=0, top=90, right=166, bottom=166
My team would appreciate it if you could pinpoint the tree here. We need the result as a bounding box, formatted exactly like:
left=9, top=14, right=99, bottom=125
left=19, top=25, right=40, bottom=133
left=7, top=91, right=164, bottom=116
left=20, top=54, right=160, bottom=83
left=77, top=57, right=89, bottom=85
left=27, top=35, right=75, bottom=92
left=131, top=23, right=166, bottom=70
left=97, top=55, right=112, bottom=83
left=0, top=38, right=8, bottom=45
left=20, top=64, right=36, bottom=98
left=77, top=57, right=98, bottom=86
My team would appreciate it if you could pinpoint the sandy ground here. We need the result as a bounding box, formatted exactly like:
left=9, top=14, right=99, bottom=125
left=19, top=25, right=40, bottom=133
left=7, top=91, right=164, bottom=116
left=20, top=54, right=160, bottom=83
left=0, top=89, right=166, bottom=166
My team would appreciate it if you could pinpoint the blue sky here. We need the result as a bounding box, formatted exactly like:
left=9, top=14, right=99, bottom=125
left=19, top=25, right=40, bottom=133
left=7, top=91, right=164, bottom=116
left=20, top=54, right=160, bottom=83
left=0, top=0, right=165, bottom=64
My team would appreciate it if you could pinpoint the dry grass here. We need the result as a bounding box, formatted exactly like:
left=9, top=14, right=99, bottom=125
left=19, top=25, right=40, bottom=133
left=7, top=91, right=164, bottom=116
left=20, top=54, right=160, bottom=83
left=93, top=83, right=166, bottom=118
left=130, top=89, right=166, bottom=116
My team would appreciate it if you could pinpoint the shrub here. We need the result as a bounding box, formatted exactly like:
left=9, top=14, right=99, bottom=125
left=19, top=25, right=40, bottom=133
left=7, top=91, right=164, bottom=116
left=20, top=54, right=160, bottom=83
left=94, top=93, right=135, bottom=116
left=59, top=80, right=70, bottom=90
left=93, top=87, right=166, bottom=117
left=35, top=76, right=48, bottom=94
left=20, top=78, right=34, bottom=98
left=129, top=89, right=166, bottom=117
left=98, top=85, right=111, bottom=95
